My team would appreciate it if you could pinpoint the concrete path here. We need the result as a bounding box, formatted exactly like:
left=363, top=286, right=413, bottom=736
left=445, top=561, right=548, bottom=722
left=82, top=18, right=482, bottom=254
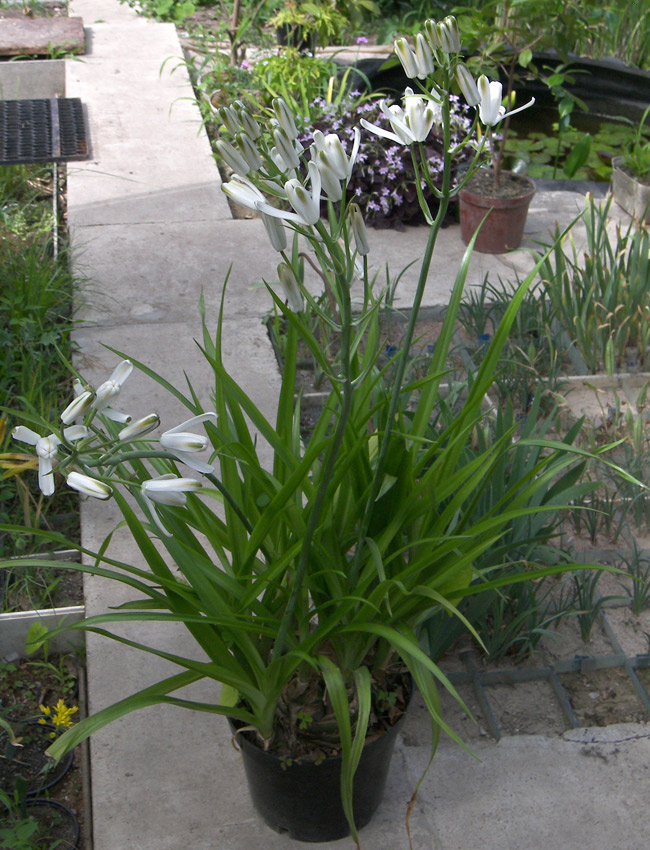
left=66, top=3, right=650, bottom=849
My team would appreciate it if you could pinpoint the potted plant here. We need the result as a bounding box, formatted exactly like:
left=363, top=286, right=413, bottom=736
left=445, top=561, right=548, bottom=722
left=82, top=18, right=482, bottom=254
left=612, top=104, right=650, bottom=223
left=452, top=0, right=547, bottom=252
left=0, top=16, right=632, bottom=846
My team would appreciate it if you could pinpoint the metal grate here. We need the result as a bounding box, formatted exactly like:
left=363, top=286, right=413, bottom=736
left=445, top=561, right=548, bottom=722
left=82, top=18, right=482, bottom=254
left=0, top=97, right=89, bottom=166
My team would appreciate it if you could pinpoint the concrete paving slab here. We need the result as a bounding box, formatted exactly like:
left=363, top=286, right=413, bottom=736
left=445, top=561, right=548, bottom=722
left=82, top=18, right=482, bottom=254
left=66, top=11, right=230, bottom=224
left=0, top=16, right=85, bottom=55
left=0, top=58, right=65, bottom=99
left=72, top=315, right=282, bottom=424
left=398, top=700, right=650, bottom=850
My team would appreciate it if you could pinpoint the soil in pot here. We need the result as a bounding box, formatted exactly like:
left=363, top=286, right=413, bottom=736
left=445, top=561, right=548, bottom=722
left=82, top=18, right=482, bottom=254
left=1, top=799, right=81, bottom=850
left=0, top=720, right=74, bottom=797
left=0, top=653, right=79, bottom=721
left=459, top=171, right=536, bottom=254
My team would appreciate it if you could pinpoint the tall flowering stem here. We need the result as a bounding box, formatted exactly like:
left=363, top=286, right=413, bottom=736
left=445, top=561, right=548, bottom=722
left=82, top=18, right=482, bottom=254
left=349, top=67, right=455, bottom=588
left=271, top=222, right=356, bottom=663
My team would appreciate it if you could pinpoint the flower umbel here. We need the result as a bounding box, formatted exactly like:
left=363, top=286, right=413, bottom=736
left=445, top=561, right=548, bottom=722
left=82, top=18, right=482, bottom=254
left=39, top=700, right=79, bottom=738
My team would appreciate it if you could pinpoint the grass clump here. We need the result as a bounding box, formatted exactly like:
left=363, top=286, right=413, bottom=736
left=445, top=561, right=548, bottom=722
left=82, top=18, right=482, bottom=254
left=0, top=165, right=80, bottom=598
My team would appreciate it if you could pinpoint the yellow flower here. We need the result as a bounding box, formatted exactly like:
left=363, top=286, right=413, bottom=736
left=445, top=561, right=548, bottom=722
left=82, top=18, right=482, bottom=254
left=39, top=699, right=78, bottom=735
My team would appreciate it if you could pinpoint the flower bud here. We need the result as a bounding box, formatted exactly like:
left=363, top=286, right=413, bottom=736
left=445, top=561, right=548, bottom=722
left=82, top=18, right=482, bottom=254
left=119, top=413, right=160, bottom=441
left=233, top=101, right=261, bottom=140
left=237, top=132, right=263, bottom=171
left=67, top=472, right=112, bottom=500
left=442, top=16, right=461, bottom=52
left=349, top=203, right=370, bottom=256
left=273, top=127, right=302, bottom=170
left=216, top=139, right=250, bottom=175
left=160, top=431, right=208, bottom=454
left=394, top=38, right=419, bottom=79
left=61, top=390, right=94, bottom=425
left=142, top=476, right=202, bottom=507
left=277, top=263, right=303, bottom=313
left=415, top=33, right=435, bottom=78
left=456, top=63, right=480, bottom=107
left=216, top=105, right=242, bottom=136
left=424, top=19, right=441, bottom=50
left=319, top=134, right=348, bottom=180
left=316, top=154, right=343, bottom=201
left=262, top=212, right=287, bottom=252
left=272, top=98, right=298, bottom=140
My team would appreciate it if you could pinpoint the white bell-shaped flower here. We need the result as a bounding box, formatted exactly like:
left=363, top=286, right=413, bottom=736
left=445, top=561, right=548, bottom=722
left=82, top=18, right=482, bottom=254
left=13, top=426, right=60, bottom=497
left=159, top=413, right=217, bottom=474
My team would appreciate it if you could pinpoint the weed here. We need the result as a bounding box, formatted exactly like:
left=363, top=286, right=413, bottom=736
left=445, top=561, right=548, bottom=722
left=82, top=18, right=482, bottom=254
left=618, top=544, right=650, bottom=616
left=570, top=569, right=620, bottom=642
left=538, top=195, right=650, bottom=374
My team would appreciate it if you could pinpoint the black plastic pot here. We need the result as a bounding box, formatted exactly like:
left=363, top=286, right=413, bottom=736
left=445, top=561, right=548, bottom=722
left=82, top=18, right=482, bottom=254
left=230, top=708, right=408, bottom=842
left=25, top=798, right=80, bottom=849
left=0, top=721, right=74, bottom=797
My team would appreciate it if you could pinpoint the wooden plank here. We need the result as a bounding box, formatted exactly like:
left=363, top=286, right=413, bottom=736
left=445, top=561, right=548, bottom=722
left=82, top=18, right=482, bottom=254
left=0, top=16, right=85, bottom=56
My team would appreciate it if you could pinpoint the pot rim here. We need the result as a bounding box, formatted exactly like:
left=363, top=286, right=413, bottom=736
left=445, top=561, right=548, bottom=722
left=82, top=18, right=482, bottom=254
left=459, top=174, right=537, bottom=210
left=459, top=171, right=536, bottom=209
left=612, top=156, right=650, bottom=184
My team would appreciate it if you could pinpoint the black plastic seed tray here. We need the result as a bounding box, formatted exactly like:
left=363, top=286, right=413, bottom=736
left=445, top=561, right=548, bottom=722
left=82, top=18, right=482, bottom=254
left=0, top=97, right=89, bottom=165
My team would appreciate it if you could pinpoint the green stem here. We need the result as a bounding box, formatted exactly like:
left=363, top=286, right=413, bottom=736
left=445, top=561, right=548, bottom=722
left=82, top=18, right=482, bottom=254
left=272, top=256, right=355, bottom=661
left=348, top=74, right=454, bottom=589
left=97, top=449, right=179, bottom=467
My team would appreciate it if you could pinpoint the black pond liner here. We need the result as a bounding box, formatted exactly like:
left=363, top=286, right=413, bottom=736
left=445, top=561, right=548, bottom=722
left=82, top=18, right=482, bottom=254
left=353, top=53, right=650, bottom=123
left=23, top=798, right=80, bottom=850
left=228, top=702, right=409, bottom=842
left=0, top=721, right=74, bottom=797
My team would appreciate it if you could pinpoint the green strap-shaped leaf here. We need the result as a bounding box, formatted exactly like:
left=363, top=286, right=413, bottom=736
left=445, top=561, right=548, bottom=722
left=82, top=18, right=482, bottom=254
left=46, top=670, right=255, bottom=762
left=319, top=657, right=372, bottom=847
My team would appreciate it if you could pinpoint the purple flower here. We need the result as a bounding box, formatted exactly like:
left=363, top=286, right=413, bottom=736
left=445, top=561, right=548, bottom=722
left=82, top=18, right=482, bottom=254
left=356, top=36, right=368, bottom=45
left=240, top=60, right=250, bottom=69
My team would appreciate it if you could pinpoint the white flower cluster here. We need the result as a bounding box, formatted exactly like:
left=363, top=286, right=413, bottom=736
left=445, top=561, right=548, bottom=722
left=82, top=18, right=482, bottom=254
left=12, top=360, right=217, bottom=536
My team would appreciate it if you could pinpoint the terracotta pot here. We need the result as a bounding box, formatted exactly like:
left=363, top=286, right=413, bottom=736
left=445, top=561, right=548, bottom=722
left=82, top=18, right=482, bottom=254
left=459, top=172, right=536, bottom=254
left=611, top=157, right=650, bottom=223
left=229, top=692, right=410, bottom=842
